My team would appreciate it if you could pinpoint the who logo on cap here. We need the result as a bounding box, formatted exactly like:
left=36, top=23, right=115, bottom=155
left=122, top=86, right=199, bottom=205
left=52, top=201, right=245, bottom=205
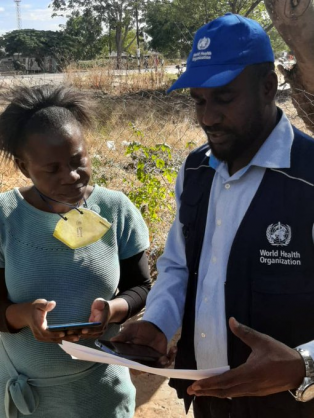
left=197, top=37, right=211, bottom=50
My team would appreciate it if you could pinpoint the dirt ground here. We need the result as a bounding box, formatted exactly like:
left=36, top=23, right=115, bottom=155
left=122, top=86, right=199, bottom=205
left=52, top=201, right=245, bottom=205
left=132, top=372, right=193, bottom=418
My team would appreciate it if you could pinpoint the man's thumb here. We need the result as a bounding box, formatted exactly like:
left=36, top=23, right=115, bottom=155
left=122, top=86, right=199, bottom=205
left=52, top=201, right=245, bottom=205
left=229, top=317, right=263, bottom=348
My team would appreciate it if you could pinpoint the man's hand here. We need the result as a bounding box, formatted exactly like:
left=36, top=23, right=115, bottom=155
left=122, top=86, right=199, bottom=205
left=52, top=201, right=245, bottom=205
left=112, top=320, right=177, bottom=367
left=187, top=317, right=305, bottom=398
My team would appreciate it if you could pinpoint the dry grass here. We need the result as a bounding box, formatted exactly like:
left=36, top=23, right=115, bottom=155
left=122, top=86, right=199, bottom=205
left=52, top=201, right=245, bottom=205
left=0, top=160, right=31, bottom=191
left=84, top=91, right=203, bottom=271
left=65, top=61, right=174, bottom=94
left=0, top=70, right=312, bottom=276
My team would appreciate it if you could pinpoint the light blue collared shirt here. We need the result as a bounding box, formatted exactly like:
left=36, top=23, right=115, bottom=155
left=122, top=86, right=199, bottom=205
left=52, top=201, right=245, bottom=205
left=143, top=111, right=314, bottom=368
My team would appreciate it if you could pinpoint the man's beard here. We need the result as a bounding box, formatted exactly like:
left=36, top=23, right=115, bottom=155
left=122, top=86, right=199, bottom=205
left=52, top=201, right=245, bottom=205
left=205, top=109, right=265, bottom=164
left=208, top=134, right=250, bottom=163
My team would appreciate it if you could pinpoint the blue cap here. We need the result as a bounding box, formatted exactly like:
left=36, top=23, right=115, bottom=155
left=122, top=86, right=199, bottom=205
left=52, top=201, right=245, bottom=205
left=168, top=13, right=274, bottom=92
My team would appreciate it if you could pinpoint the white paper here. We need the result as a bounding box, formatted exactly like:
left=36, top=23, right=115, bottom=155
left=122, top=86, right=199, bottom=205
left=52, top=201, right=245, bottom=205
left=60, top=341, right=229, bottom=380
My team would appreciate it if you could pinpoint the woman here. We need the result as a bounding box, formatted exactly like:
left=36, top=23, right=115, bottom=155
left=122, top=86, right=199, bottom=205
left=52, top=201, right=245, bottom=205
left=0, top=85, right=151, bottom=418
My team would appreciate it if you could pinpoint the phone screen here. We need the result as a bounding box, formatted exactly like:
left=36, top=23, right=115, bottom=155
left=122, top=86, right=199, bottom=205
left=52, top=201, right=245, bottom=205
left=95, top=339, right=163, bottom=367
left=47, top=322, right=102, bottom=332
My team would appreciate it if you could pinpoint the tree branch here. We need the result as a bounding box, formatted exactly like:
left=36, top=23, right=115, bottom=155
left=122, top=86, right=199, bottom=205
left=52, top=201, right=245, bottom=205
left=244, top=0, right=263, bottom=17
left=264, top=22, right=274, bottom=32
left=124, top=34, right=137, bottom=51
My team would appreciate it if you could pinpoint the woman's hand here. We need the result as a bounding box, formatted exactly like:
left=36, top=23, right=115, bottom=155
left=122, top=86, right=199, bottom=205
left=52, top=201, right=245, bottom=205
left=23, top=299, right=80, bottom=343
left=76, top=298, right=111, bottom=340
left=89, top=298, right=111, bottom=324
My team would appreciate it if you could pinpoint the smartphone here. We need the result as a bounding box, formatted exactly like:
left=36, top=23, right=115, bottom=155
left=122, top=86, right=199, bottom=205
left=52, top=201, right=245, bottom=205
left=47, top=321, right=102, bottom=332
left=95, top=339, right=163, bottom=367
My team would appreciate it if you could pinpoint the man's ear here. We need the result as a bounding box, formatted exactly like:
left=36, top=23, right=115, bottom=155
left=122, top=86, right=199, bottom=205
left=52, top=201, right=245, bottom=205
left=263, top=70, right=278, bottom=103
left=14, top=157, right=31, bottom=179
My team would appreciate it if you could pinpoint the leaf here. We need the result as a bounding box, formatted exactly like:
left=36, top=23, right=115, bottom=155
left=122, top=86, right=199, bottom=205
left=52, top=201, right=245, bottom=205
left=156, top=159, right=165, bottom=169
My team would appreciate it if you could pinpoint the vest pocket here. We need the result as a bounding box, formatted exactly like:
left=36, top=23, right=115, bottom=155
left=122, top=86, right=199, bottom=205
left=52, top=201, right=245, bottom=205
left=251, top=275, right=314, bottom=347
left=179, top=184, right=204, bottom=228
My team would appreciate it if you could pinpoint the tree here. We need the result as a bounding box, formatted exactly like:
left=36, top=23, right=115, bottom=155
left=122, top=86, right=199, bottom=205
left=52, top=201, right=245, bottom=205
left=145, top=2, right=190, bottom=58
left=0, top=29, right=77, bottom=70
left=264, top=0, right=314, bottom=134
left=144, top=0, right=282, bottom=58
left=51, top=0, right=147, bottom=68
left=145, top=0, right=232, bottom=58
left=61, top=10, right=105, bottom=60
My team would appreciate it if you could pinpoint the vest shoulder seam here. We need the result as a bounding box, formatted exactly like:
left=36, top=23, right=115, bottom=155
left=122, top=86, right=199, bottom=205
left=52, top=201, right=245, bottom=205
left=271, top=169, right=314, bottom=187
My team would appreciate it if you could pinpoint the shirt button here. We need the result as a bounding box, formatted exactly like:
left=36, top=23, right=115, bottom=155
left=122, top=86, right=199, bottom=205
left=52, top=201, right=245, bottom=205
left=216, top=219, right=222, bottom=226
left=225, top=183, right=231, bottom=189
left=212, top=256, right=217, bottom=263
left=204, top=297, right=208, bottom=302
left=201, top=333, right=206, bottom=338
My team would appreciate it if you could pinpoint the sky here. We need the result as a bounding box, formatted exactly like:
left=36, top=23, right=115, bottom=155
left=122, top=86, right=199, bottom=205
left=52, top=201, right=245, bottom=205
left=0, top=0, right=67, bottom=36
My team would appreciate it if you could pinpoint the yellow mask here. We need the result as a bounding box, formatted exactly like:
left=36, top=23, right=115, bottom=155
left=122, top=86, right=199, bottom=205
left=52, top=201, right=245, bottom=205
left=53, top=208, right=112, bottom=249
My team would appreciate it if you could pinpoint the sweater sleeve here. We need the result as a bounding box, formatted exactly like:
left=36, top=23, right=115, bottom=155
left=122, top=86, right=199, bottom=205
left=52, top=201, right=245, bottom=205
left=117, top=193, right=149, bottom=260
left=114, top=251, right=152, bottom=320
left=0, top=268, right=19, bottom=333
left=0, top=231, right=16, bottom=333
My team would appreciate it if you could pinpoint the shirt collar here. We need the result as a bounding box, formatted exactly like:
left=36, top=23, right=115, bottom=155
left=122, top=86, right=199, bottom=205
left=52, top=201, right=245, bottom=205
left=209, top=110, right=294, bottom=171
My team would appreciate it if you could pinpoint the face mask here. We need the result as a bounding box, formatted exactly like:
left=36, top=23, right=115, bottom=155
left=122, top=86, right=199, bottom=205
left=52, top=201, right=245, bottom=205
left=53, top=208, right=112, bottom=249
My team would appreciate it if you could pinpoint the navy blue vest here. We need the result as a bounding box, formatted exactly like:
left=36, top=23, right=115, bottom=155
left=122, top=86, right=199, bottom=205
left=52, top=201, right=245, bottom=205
left=170, top=127, right=314, bottom=417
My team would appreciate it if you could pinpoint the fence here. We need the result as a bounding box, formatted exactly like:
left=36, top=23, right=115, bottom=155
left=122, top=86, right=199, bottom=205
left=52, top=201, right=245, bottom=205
left=0, top=65, right=313, bottom=275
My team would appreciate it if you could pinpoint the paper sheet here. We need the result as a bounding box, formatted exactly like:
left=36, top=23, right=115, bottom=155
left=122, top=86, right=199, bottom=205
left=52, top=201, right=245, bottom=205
left=60, top=341, right=229, bottom=380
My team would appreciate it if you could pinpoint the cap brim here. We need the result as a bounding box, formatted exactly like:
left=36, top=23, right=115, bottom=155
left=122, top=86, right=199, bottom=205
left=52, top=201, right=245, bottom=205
left=167, top=65, right=246, bottom=93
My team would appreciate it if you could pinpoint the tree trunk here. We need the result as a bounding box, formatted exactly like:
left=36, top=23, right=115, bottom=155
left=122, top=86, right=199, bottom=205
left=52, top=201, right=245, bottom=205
left=264, top=0, right=314, bottom=133
left=115, top=24, right=123, bottom=69
left=115, top=3, right=125, bottom=70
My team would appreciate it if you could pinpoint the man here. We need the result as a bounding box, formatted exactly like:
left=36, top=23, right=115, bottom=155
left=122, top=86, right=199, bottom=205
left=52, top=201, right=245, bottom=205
left=114, top=13, right=314, bottom=418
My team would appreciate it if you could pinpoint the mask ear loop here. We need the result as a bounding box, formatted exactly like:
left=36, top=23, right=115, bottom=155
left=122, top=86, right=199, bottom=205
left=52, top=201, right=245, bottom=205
left=36, top=192, right=68, bottom=221
left=75, top=199, right=87, bottom=215
left=34, top=187, right=87, bottom=220
left=75, top=200, right=88, bottom=216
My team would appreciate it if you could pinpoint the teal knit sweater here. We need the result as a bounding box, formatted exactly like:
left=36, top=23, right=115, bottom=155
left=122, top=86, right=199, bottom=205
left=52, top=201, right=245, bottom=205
left=0, top=185, right=149, bottom=418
